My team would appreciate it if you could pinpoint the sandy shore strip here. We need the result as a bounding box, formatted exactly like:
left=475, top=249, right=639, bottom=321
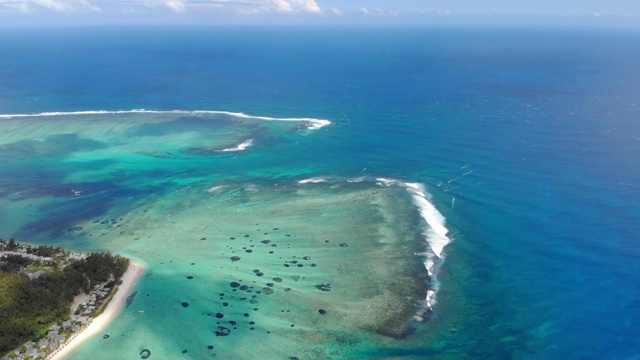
left=48, top=260, right=145, bottom=360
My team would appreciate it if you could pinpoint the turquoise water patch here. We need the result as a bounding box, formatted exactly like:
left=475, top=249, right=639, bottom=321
left=0, top=111, right=447, bottom=359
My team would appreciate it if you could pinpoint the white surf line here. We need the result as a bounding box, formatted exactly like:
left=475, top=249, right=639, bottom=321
left=0, top=109, right=331, bottom=130
left=375, top=178, right=452, bottom=313
left=222, top=139, right=254, bottom=152
left=298, top=177, right=329, bottom=184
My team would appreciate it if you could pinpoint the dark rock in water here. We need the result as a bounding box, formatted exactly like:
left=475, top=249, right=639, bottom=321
left=187, top=276, right=194, bottom=280
left=243, top=313, right=250, bottom=317
left=230, top=256, right=241, bottom=262
left=256, top=272, right=264, bottom=277
left=291, top=275, right=300, bottom=281
left=207, top=345, right=214, bottom=350
left=230, top=237, right=236, bottom=240
left=223, top=302, right=229, bottom=307
left=182, top=349, right=188, bottom=354
left=200, top=237, right=206, bottom=240
left=284, top=287, right=291, bottom=292
left=244, top=234, right=250, bottom=237
left=249, top=321, right=256, bottom=325
left=284, top=264, right=290, bottom=268
left=245, top=249, right=253, bottom=253
left=318, top=309, right=327, bottom=315
left=250, top=298, right=259, bottom=304
left=139, top=349, right=151, bottom=359
left=230, top=282, right=241, bottom=288
left=266, top=283, right=274, bottom=287
left=229, top=320, right=237, bottom=325
left=261, top=240, right=271, bottom=244
left=311, top=263, right=317, bottom=267
left=67, top=226, right=83, bottom=232
left=239, top=285, right=249, bottom=291
left=263, top=287, right=274, bottom=295
left=215, top=313, right=224, bottom=319
left=339, top=243, right=348, bottom=247
left=103, top=334, right=110, bottom=339
left=297, top=264, right=303, bottom=268
left=273, top=227, right=279, bottom=230
left=215, top=326, right=231, bottom=337
left=181, top=302, right=190, bottom=308
left=273, top=277, right=283, bottom=283
left=290, top=357, right=300, bottom=360
left=315, top=283, right=331, bottom=292
left=303, top=256, right=311, bottom=260
left=126, top=291, right=138, bottom=308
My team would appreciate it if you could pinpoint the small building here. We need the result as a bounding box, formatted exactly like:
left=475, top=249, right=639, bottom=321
left=27, top=270, right=46, bottom=280
left=53, top=335, right=66, bottom=344
left=37, top=338, right=49, bottom=349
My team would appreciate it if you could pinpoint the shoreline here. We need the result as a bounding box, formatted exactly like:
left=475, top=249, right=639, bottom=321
left=47, top=260, right=145, bottom=360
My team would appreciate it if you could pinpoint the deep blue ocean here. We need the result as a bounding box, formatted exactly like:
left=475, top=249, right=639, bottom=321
left=1, top=25, right=639, bottom=359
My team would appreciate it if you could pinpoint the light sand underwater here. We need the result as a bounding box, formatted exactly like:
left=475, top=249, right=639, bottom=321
left=0, top=111, right=450, bottom=359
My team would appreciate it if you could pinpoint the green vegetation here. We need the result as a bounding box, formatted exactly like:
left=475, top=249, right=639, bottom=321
left=0, top=239, right=129, bottom=355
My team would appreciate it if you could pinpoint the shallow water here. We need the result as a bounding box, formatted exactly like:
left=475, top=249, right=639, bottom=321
left=1, top=26, right=639, bottom=359
left=0, top=112, right=448, bottom=359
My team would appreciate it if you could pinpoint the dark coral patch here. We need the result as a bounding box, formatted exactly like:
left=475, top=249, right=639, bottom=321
left=215, top=326, right=231, bottom=337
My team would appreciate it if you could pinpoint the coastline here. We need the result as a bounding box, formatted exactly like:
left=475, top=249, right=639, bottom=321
left=47, top=260, right=145, bottom=360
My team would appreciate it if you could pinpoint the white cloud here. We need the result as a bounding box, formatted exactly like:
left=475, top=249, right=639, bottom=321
left=271, top=0, right=321, bottom=14
left=139, top=0, right=191, bottom=13
left=0, top=0, right=100, bottom=13
left=0, top=0, right=324, bottom=16
left=273, top=0, right=292, bottom=12
left=329, top=6, right=342, bottom=16
left=359, top=7, right=385, bottom=16
left=0, top=1, right=32, bottom=13
left=34, top=0, right=99, bottom=12
left=164, top=0, right=185, bottom=13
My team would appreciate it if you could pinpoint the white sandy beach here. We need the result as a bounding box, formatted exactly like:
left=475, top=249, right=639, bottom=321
left=48, top=260, right=145, bottom=360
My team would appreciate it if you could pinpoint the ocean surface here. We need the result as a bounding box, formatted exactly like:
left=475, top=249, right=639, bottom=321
left=0, top=25, right=639, bottom=359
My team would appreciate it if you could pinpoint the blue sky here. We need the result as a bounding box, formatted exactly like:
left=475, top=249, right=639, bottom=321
left=0, top=0, right=639, bottom=26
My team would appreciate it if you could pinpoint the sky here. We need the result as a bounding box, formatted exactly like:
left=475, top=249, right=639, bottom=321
left=0, top=0, right=639, bottom=27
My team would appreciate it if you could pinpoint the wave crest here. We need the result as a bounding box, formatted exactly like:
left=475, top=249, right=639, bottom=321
left=0, top=109, right=331, bottom=130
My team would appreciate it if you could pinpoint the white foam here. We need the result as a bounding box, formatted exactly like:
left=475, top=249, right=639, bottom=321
left=376, top=178, right=451, bottom=258
left=298, top=178, right=328, bottom=184
left=0, top=109, right=331, bottom=130
left=222, top=139, right=253, bottom=152
left=375, top=177, right=453, bottom=310
left=206, top=185, right=225, bottom=193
